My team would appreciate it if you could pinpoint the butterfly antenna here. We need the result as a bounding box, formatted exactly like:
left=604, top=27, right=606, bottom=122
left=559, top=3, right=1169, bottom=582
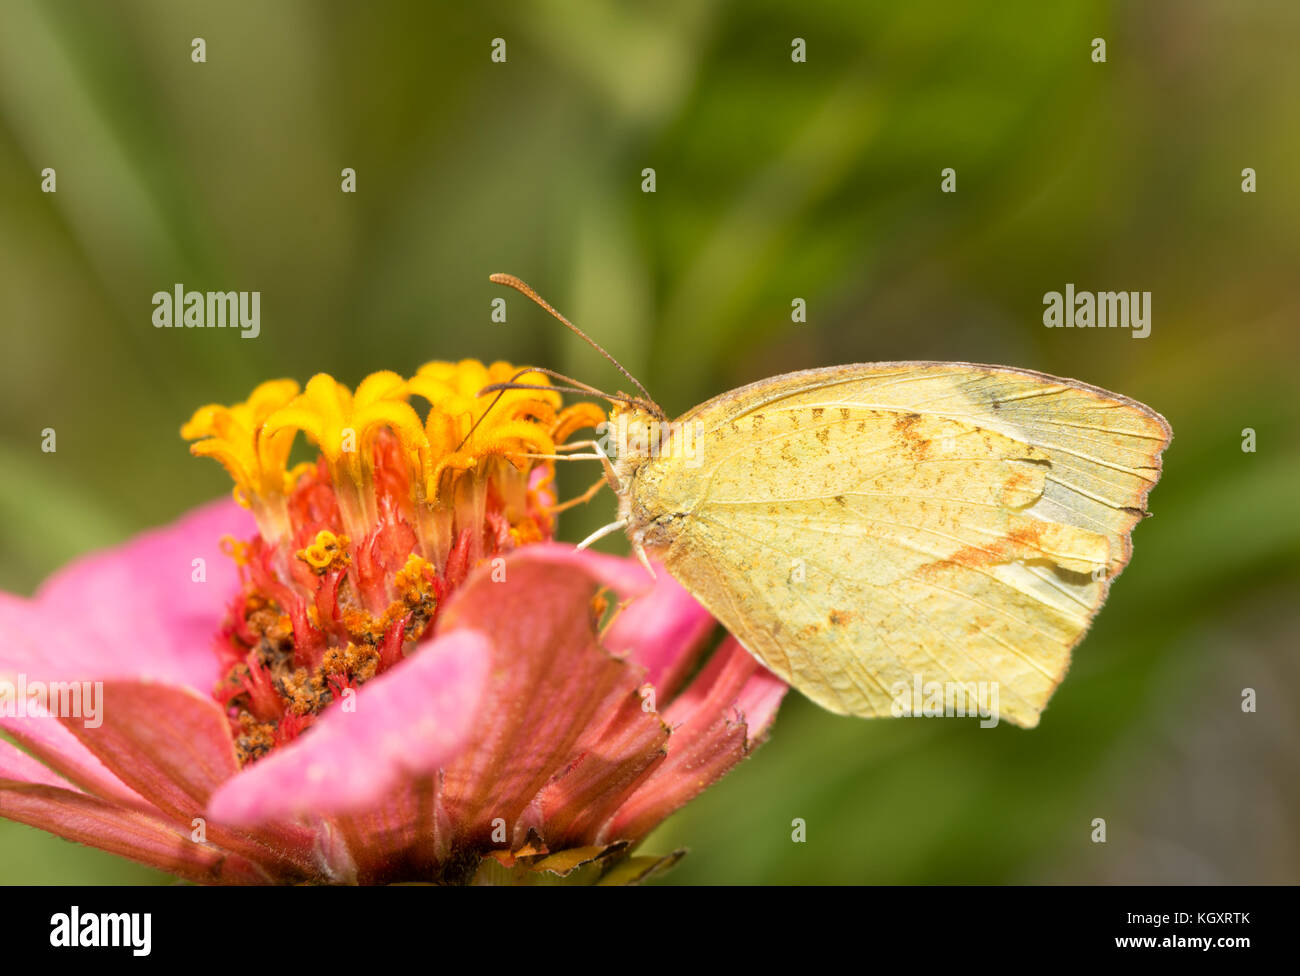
left=455, top=366, right=629, bottom=454
left=453, top=366, right=559, bottom=453
left=489, top=273, right=660, bottom=412
left=478, top=381, right=647, bottom=407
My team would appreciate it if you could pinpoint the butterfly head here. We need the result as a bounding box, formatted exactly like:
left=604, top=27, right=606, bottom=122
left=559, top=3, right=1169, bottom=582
left=599, top=401, right=696, bottom=564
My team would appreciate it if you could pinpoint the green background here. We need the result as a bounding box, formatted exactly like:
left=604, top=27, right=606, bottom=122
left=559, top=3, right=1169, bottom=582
left=1, top=0, right=1297, bottom=884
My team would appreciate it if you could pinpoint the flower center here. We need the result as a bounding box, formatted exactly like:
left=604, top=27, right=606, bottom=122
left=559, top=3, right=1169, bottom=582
left=183, top=360, right=603, bottom=765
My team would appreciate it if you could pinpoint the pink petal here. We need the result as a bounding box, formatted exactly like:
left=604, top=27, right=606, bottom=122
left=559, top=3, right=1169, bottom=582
left=0, top=731, right=269, bottom=883
left=435, top=545, right=663, bottom=846
left=57, top=680, right=326, bottom=876
left=0, top=498, right=251, bottom=691
left=208, top=628, right=491, bottom=825
left=0, top=699, right=143, bottom=805
left=0, top=594, right=57, bottom=680
left=326, top=776, right=449, bottom=883
left=0, top=735, right=72, bottom=790
left=601, top=561, right=716, bottom=700
left=529, top=683, right=669, bottom=850
left=732, top=661, right=787, bottom=745
left=659, top=636, right=783, bottom=740
left=0, top=779, right=269, bottom=884
left=502, top=542, right=657, bottom=597
left=60, top=681, right=241, bottom=821
left=599, top=637, right=787, bottom=843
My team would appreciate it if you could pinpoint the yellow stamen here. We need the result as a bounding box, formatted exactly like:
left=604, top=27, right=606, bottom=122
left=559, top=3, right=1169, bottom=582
left=187, top=360, right=603, bottom=571
left=264, top=372, right=427, bottom=486
left=296, top=530, right=351, bottom=574
left=263, top=372, right=427, bottom=540
left=183, top=379, right=302, bottom=539
left=182, top=379, right=301, bottom=498
left=551, top=403, right=608, bottom=445
left=409, top=360, right=568, bottom=497
left=219, top=535, right=252, bottom=567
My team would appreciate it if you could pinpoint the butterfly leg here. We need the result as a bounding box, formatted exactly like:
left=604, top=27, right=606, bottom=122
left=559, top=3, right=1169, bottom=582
left=548, top=475, right=608, bottom=514
left=557, top=438, right=621, bottom=492
left=575, top=519, right=627, bottom=550
left=630, top=537, right=656, bottom=579
left=574, top=518, right=657, bottom=579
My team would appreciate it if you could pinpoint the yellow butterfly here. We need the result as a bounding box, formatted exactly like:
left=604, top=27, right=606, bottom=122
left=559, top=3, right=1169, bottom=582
left=490, top=275, right=1171, bottom=728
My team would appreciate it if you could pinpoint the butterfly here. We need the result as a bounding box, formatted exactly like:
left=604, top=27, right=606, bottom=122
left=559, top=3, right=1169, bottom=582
left=489, top=275, right=1171, bottom=728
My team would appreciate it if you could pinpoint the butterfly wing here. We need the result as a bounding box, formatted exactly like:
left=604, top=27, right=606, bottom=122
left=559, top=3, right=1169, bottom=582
left=632, top=362, right=1171, bottom=727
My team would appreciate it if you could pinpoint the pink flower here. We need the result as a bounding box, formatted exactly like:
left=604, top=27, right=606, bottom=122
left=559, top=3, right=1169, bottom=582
left=0, top=361, right=785, bottom=884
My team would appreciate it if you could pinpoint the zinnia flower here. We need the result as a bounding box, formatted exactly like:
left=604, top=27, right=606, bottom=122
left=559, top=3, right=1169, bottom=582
left=0, top=359, right=785, bottom=884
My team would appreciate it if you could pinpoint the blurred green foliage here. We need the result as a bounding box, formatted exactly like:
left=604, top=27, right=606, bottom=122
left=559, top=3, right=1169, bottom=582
left=1, top=0, right=1297, bottom=884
